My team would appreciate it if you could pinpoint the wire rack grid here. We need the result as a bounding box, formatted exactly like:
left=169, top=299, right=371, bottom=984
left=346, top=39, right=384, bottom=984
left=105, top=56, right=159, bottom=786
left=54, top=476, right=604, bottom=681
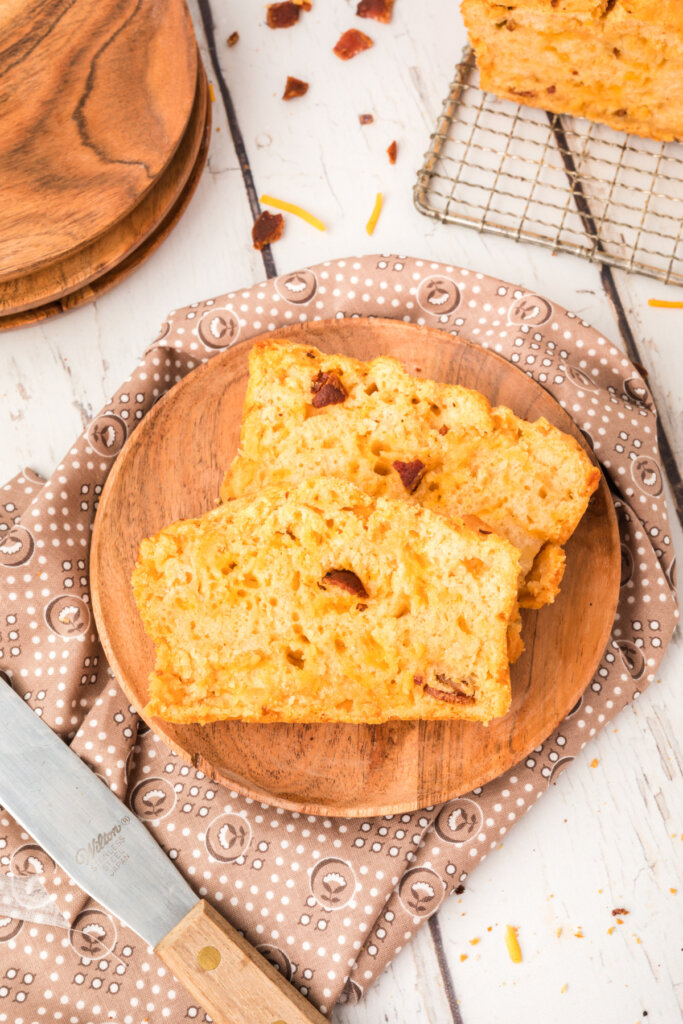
left=415, top=47, right=683, bottom=287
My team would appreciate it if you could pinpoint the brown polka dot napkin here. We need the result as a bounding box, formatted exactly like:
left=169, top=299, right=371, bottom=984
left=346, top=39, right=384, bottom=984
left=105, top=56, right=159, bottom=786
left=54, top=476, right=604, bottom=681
left=0, top=256, right=678, bottom=1022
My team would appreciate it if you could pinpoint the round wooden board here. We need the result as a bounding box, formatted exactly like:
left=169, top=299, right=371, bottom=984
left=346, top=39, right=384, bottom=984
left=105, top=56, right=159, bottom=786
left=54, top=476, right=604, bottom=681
left=0, top=75, right=211, bottom=333
left=0, top=61, right=208, bottom=318
left=0, top=0, right=197, bottom=282
left=91, top=319, right=621, bottom=817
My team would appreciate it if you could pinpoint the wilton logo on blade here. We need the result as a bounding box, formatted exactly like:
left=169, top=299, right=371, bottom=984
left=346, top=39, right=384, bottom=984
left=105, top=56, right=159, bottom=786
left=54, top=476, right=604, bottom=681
left=434, top=797, right=483, bottom=844
left=44, top=595, right=90, bottom=638
left=69, top=909, right=117, bottom=959
left=87, top=413, right=127, bottom=458
left=198, top=308, right=240, bottom=349
left=0, top=525, right=34, bottom=567
left=205, top=813, right=252, bottom=862
left=508, top=293, right=552, bottom=326
left=130, top=777, right=176, bottom=820
left=275, top=270, right=317, bottom=305
left=416, top=276, right=460, bottom=316
left=74, top=815, right=131, bottom=867
left=398, top=866, right=445, bottom=917
left=309, top=857, right=356, bottom=911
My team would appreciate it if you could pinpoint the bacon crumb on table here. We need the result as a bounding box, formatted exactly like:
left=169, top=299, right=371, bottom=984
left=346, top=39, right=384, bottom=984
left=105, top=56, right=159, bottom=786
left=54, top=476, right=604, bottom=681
left=283, top=76, right=309, bottom=100
left=334, top=28, right=374, bottom=60
left=227, top=31, right=239, bottom=46
left=266, top=2, right=301, bottom=28
left=251, top=211, right=284, bottom=250
left=387, top=140, right=398, bottom=163
left=356, top=0, right=395, bottom=22
left=359, top=113, right=374, bottom=124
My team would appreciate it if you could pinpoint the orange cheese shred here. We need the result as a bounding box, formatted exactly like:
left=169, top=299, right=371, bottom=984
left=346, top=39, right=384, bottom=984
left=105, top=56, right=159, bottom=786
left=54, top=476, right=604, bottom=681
left=504, top=924, right=522, bottom=963
left=259, top=194, right=326, bottom=232
left=366, top=191, right=383, bottom=235
left=648, top=299, right=683, bottom=308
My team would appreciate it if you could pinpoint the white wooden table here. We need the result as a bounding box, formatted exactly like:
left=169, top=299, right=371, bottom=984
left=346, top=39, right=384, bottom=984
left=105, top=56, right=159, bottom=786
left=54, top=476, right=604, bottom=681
left=1, top=3, right=681, bottom=1021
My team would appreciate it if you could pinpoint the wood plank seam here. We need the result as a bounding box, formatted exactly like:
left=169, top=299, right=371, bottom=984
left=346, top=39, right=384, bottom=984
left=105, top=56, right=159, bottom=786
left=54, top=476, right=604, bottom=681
left=195, top=0, right=278, bottom=280
left=427, top=915, right=466, bottom=1024
left=548, top=114, right=683, bottom=529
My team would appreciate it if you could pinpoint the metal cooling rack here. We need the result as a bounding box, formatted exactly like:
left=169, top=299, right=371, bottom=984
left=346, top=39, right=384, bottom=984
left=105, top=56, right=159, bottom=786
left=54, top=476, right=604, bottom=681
left=415, top=47, right=683, bottom=286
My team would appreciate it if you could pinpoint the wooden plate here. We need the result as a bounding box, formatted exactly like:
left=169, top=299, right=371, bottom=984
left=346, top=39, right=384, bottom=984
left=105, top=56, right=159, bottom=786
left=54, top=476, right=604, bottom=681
left=91, top=319, right=621, bottom=817
left=0, top=0, right=197, bottom=282
left=0, top=61, right=208, bottom=318
left=0, top=73, right=211, bottom=333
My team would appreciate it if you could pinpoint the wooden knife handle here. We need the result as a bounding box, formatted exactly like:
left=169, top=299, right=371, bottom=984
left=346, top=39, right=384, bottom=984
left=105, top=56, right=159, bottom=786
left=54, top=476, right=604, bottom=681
left=155, top=900, right=328, bottom=1024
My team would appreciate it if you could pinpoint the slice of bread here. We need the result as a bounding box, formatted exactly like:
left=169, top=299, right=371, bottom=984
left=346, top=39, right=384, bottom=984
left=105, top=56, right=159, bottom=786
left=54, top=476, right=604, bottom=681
left=132, top=477, right=520, bottom=724
left=221, top=340, right=599, bottom=616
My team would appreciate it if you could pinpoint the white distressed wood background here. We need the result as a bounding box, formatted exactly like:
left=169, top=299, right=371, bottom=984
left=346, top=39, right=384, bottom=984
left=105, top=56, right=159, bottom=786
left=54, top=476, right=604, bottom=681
left=1, top=2, right=681, bottom=1022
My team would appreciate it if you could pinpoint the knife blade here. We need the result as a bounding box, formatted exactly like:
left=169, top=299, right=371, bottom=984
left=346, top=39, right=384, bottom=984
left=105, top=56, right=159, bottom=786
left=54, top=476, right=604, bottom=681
left=0, top=682, right=326, bottom=1024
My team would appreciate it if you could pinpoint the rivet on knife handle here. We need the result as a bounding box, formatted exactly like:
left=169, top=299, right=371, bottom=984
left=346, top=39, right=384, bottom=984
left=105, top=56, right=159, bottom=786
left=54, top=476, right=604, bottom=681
left=155, top=899, right=328, bottom=1024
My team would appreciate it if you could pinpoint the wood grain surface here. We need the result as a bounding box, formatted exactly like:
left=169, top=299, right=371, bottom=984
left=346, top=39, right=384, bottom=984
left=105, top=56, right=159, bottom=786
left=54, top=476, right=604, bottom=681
left=0, top=0, right=197, bottom=281
left=0, top=68, right=211, bottom=333
left=155, top=900, right=328, bottom=1024
left=0, top=61, right=207, bottom=318
left=91, top=318, right=621, bottom=817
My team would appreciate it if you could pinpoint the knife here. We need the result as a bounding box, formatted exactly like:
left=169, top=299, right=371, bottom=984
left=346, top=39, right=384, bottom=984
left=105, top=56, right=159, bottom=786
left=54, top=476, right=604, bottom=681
left=0, top=682, right=327, bottom=1024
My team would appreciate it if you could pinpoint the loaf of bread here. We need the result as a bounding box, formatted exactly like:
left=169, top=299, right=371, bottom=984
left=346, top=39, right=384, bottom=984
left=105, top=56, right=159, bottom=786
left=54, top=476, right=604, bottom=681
left=132, top=477, right=520, bottom=724
left=460, top=0, right=683, bottom=142
left=221, top=341, right=599, bottom=620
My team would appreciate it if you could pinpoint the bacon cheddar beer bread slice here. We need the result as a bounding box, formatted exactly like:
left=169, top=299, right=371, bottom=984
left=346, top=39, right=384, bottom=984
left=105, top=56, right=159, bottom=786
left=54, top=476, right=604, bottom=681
left=132, top=478, right=520, bottom=724
left=461, top=0, right=683, bottom=142
left=221, top=341, right=599, bottom=617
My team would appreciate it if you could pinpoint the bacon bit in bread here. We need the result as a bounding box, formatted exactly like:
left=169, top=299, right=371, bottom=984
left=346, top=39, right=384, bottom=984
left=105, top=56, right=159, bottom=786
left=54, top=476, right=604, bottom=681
left=393, top=458, right=426, bottom=492
left=283, top=76, right=309, bottom=100
left=320, top=569, right=368, bottom=598
left=505, top=925, right=522, bottom=963
left=387, top=140, right=398, bottom=163
left=311, top=370, right=347, bottom=407
left=439, top=424, right=449, bottom=435
left=251, top=211, right=284, bottom=250
left=455, top=884, right=465, bottom=895
left=359, top=113, right=374, bottom=125
left=334, top=28, right=374, bottom=60
left=414, top=674, right=475, bottom=705
left=366, top=191, right=383, bottom=234
left=356, top=0, right=395, bottom=22
left=260, top=194, right=325, bottom=231
left=611, top=908, right=629, bottom=916
left=267, top=2, right=301, bottom=28
left=227, top=31, right=239, bottom=46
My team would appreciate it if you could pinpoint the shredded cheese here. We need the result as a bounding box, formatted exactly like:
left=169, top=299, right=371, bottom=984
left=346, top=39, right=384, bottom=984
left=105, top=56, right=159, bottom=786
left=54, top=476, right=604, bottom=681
left=648, top=299, right=683, bottom=308
left=259, top=194, right=325, bottom=231
left=504, top=925, right=522, bottom=963
left=209, top=83, right=215, bottom=103
left=366, top=192, right=383, bottom=235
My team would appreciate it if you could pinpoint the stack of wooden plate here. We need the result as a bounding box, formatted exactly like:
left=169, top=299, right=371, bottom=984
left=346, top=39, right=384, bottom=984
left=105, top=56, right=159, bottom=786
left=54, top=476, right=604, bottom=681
left=0, top=0, right=210, bottom=331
